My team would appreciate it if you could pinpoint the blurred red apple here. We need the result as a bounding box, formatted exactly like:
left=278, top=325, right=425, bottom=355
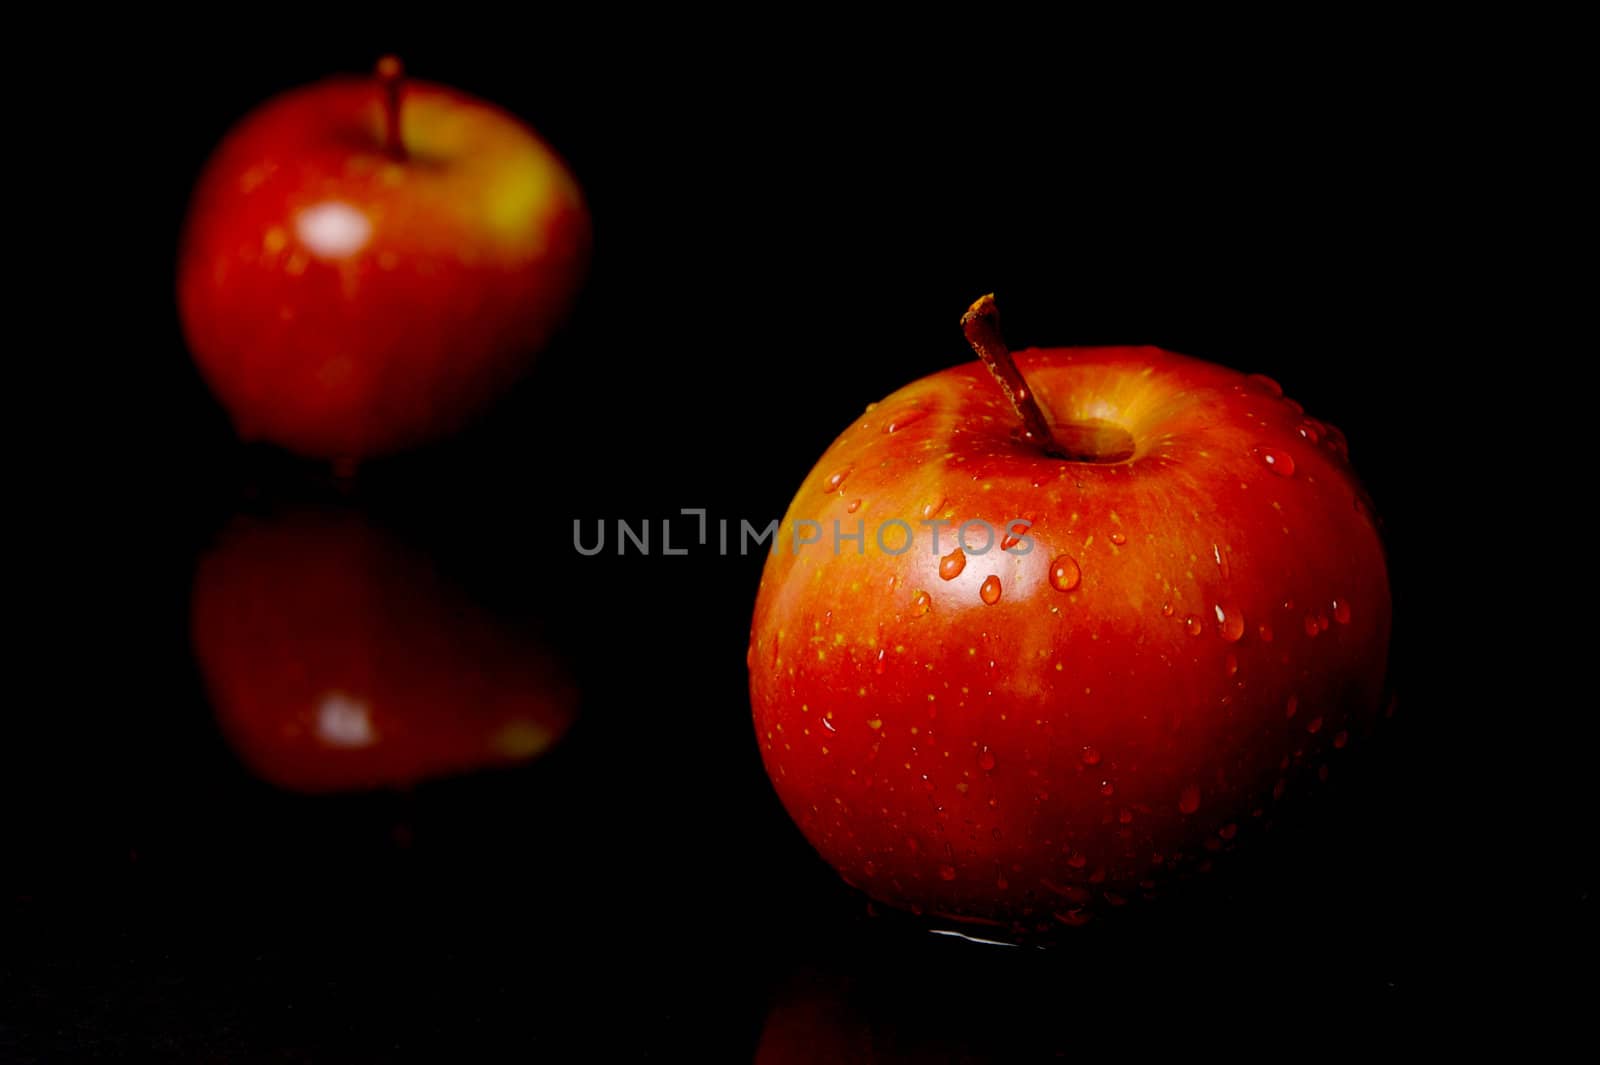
left=191, top=507, right=577, bottom=792
left=178, top=57, right=590, bottom=461
left=748, top=296, right=1390, bottom=932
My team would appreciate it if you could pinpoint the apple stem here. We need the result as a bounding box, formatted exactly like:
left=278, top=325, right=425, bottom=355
left=377, top=55, right=407, bottom=161
left=961, top=294, right=1064, bottom=458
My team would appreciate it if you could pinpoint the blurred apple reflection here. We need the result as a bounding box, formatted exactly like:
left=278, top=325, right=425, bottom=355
left=191, top=507, right=576, bottom=793
left=756, top=950, right=1074, bottom=1064
left=756, top=970, right=877, bottom=1065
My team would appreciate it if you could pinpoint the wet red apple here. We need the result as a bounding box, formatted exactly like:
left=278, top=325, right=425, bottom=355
left=191, top=508, right=577, bottom=792
left=748, top=296, right=1390, bottom=932
left=178, top=57, right=590, bottom=461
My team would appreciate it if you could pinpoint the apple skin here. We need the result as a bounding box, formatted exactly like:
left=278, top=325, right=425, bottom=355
left=748, top=347, right=1390, bottom=930
left=191, top=508, right=577, bottom=793
left=178, top=70, right=590, bottom=460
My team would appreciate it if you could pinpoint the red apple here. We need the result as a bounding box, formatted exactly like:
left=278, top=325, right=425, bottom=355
left=191, top=507, right=577, bottom=792
left=748, top=296, right=1390, bottom=933
left=178, top=57, right=590, bottom=461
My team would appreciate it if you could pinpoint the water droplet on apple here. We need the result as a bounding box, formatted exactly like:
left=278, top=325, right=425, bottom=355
left=938, top=864, right=957, bottom=881
left=1109, top=530, right=1127, bottom=546
left=999, top=520, right=1030, bottom=551
left=1298, top=421, right=1321, bottom=444
left=1161, top=601, right=1174, bottom=617
left=1257, top=623, right=1274, bottom=642
left=1285, top=695, right=1299, bottom=719
left=911, top=591, right=931, bottom=617
left=1048, top=555, right=1081, bottom=592
left=875, top=648, right=887, bottom=675
left=824, top=468, right=851, bottom=492
left=1324, top=423, right=1349, bottom=458
left=980, top=575, right=1002, bottom=605
left=1056, top=882, right=1094, bottom=905
left=1185, top=615, right=1203, bottom=637
left=920, top=496, right=944, bottom=520
left=1306, top=716, right=1323, bottom=734
left=1080, top=745, right=1101, bottom=766
left=1100, top=779, right=1115, bottom=796
left=884, top=407, right=928, bottom=433
left=1247, top=373, right=1284, bottom=397
left=1255, top=447, right=1295, bottom=476
left=939, top=547, right=967, bottom=581
left=863, top=860, right=876, bottom=876
left=1215, top=603, right=1245, bottom=642
left=846, top=498, right=862, bottom=514
left=1179, top=784, right=1201, bottom=814
left=1224, top=652, right=1239, bottom=677
left=978, top=747, right=996, bottom=771
left=1304, top=614, right=1321, bottom=637
left=1333, top=598, right=1351, bottom=624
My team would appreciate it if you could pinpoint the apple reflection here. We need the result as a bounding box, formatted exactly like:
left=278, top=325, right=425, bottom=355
left=756, top=971, right=877, bottom=1065
left=191, top=507, right=576, bottom=793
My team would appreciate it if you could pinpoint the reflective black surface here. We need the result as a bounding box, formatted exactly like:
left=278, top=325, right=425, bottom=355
left=8, top=28, right=1546, bottom=1061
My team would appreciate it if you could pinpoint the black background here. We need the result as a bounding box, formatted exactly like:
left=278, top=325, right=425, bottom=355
left=5, top=25, right=1566, bottom=1061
